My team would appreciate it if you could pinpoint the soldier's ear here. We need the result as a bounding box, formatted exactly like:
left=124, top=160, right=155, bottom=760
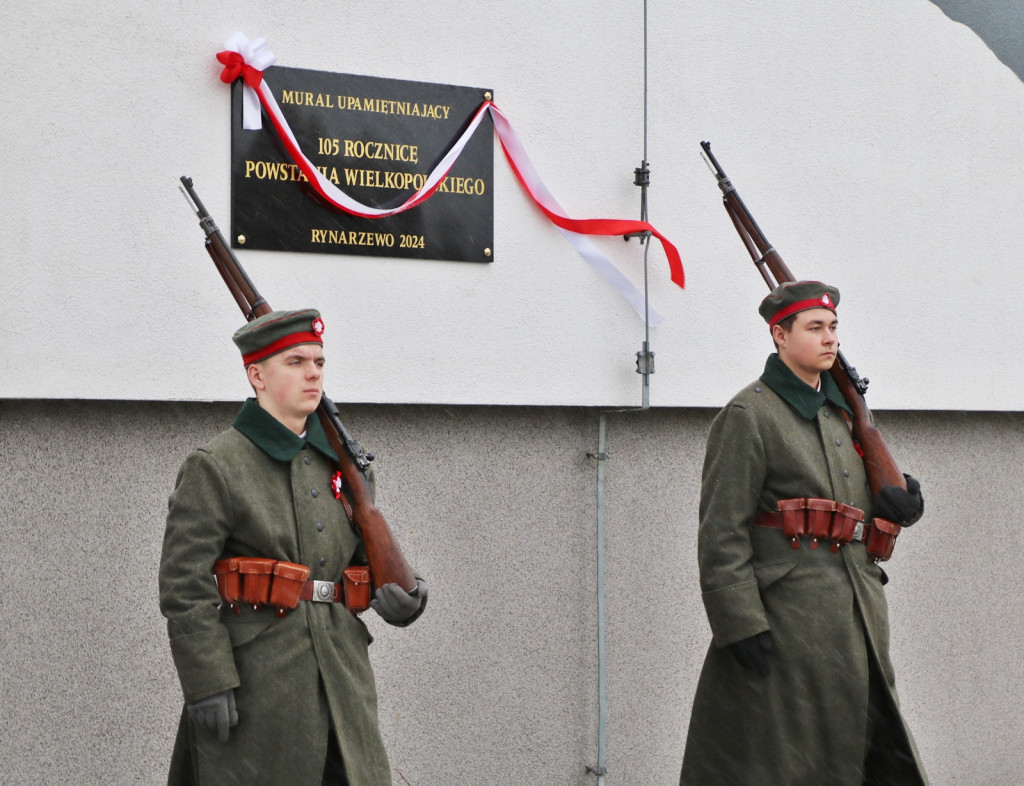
left=247, top=362, right=266, bottom=391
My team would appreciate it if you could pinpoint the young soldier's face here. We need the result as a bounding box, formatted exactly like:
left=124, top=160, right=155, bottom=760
left=248, top=344, right=325, bottom=428
left=774, top=308, right=838, bottom=385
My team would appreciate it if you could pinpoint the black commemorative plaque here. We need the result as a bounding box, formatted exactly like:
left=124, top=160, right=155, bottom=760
left=230, top=66, right=493, bottom=262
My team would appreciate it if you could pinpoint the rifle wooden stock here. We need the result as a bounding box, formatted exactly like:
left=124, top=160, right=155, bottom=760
left=317, top=396, right=417, bottom=593
left=699, top=143, right=905, bottom=497
left=180, top=176, right=416, bottom=593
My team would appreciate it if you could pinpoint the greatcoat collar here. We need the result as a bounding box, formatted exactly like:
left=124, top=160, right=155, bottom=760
left=759, top=353, right=852, bottom=420
left=232, top=397, right=338, bottom=462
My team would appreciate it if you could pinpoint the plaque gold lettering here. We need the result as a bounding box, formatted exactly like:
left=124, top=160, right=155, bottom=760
left=398, top=234, right=426, bottom=249
left=310, top=228, right=396, bottom=248
left=280, top=89, right=335, bottom=108
left=245, top=160, right=301, bottom=180
left=281, top=90, right=453, bottom=119
left=332, top=96, right=452, bottom=120
left=337, top=167, right=485, bottom=196
left=318, top=137, right=341, bottom=156
left=436, top=176, right=487, bottom=196
left=342, top=139, right=420, bottom=164
left=244, top=160, right=340, bottom=185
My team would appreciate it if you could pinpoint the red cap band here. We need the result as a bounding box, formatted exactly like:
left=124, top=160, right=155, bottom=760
left=768, top=296, right=836, bottom=329
left=242, top=330, right=323, bottom=366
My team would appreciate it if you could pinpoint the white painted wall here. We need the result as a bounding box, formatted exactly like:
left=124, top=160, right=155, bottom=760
left=4, top=0, right=1020, bottom=408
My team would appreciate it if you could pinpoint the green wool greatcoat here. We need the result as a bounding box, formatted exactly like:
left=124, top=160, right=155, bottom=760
left=680, top=355, right=927, bottom=786
left=160, top=399, right=403, bottom=786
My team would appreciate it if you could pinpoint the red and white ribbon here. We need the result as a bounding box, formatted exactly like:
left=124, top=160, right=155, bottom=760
left=487, top=106, right=684, bottom=320
left=217, top=32, right=276, bottom=130
left=216, top=33, right=684, bottom=322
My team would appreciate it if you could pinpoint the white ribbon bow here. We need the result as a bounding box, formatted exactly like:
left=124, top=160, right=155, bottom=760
left=222, top=32, right=276, bottom=130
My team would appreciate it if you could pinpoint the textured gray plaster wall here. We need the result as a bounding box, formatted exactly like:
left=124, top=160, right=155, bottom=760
left=1, top=401, right=1022, bottom=784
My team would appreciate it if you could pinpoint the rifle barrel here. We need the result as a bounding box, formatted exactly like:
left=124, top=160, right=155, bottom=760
left=698, top=145, right=905, bottom=497
left=179, top=175, right=417, bottom=591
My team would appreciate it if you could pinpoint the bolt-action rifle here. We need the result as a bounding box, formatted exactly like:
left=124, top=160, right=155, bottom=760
left=699, top=142, right=907, bottom=501
left=179, top=176, right=417, bottom=593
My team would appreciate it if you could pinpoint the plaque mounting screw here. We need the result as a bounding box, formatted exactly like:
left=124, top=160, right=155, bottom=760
left=484, top=248, right=492, bottom=258
left=237, top=235, right=246, bottom=245
left=483, top=91, right=492, bottom=100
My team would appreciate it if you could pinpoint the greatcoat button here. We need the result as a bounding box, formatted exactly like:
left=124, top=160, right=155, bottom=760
left=311, top=489, right=319, bottom=498
left=317, top=522, right=324, bottom=532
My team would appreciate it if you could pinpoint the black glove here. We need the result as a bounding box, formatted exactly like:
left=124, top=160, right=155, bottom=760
left=729, top=631, right=772, bottom=677
left=187, top=689, right=238, bottom=743
left=873, top=474, right=923, bottom=525
left=371, top=580, right=427, bottom=623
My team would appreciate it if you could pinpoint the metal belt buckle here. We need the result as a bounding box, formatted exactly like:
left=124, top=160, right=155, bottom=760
left=312, top=580, right=335, bottom=603
left=853, top=521, right=865, bottom=542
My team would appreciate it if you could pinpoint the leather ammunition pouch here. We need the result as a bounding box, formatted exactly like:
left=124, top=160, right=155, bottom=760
left=211, top=557, right=370, bottom=616
left=211, top=557, right=242, bottom=607
left=753, top=497, right=899, bottom=561
left=238, top=557, right=276, bottom=608
left=865, top=517, right=901, bottom=562
left=269, top=561, right=311, bottom=612
left=341, top=566, right=371, bottom=613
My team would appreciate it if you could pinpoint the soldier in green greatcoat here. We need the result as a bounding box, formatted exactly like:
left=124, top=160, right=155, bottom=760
left=159, top=309, right=427, bottom=785
left=680, top=281, right=927, bottom=785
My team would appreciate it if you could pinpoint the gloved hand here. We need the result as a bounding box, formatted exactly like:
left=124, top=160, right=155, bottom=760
left=729, top=631, right=773, bottom=677
left=873, top=474, right=923, bottom=525
left=371, top=580, right=427, bottom=623
left=187, top=689, right=238, bottom=743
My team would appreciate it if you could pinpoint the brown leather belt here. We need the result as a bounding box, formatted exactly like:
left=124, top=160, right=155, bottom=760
left=750, top=497, right=901, bottom=561
left=300, top=568, right=371, bottom=611
left=299, top=580, right=345, bottom=603
left=751, top=510, right=868, bottom=540
left=212, top=558, right=371, bottom=615
left=751, top=497, right=867, bottom=553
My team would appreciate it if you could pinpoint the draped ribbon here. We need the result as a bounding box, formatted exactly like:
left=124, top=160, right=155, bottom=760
left=487, top=107, right=685, bottom=297
left=216, top=33, right=684, bottom=321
